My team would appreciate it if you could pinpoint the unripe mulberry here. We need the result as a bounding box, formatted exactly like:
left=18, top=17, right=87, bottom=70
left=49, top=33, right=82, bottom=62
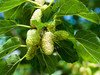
left=47, top=21, right=55, bottom=32
left=35, top=0, right=45, bottom=5
left=6, top=54, right=20, bottom=65
left=80, top=67, right=92, bottom=75
left=26, top=46, right=38, bottom=60
left=85, top=67, right=92, bottom=75
left=54, top=30, right=69, bottom=40
left=26, top=29, right=40, bottom=47
left=30, top=9, right=42, bottom=28
left=67, top=63, right=73, bottom=69
left=88, top=63, right=97, bottom=68
left=94, top=70, right=100, bottom=75
left=72, top=63, right=80, bottom=75
left=80, top=67, right=86, bottom=75
left=42, top=32, right=54, bottom=55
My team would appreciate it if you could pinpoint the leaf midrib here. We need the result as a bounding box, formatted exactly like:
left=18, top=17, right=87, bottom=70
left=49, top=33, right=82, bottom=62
left=75, top=39, right=99, bottom=63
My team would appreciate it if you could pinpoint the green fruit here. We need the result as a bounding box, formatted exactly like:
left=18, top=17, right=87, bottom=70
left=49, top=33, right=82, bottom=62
left=80, top=67, right=86, bottom=75
left=30, top=9, right=42, bottom=28
left=88, top=63, right=96, bottom=68
left=67, top=63, right=73, bottom=69
left=54, top=30, right=69, bottom=40
left=85, top=67, right=92, bottom=75
left=26, top=29, right=40, bottom=47
left=35, top=0, right=45, bottom=5
left=72, top=63, right=80, bottom=75
left=80, top=67, right=92, bottom=75
left=47, top=21, right=55, bottom=33
left=26, top=46, right=38, bottom=60
left=42, top=32, right=54, bottom=55
left=94, top=70, right=100, bottom=75
left=6, top=54, right=20, bottom=65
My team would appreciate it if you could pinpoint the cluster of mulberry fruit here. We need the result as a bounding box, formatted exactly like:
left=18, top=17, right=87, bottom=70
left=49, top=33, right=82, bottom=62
left=25, top=0, right=69, bottom=60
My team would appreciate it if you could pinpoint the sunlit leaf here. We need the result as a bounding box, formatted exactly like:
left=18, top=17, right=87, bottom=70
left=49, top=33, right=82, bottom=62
left=0, top=0, right=26, bottom=13
left=0, top=20, right=17, bottom=35
left=74, top=30, right=100, bottom=63
left=0, top=37, right=21, bottom=59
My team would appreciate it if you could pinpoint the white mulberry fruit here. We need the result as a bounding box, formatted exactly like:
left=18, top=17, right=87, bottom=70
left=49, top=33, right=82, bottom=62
left=26, top=29, right=40, bottom=47
left=42, top=32, right=54, bottom=55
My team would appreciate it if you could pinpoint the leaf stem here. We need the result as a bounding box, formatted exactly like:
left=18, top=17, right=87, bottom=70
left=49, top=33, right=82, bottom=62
left=48, top=0, right=55, bottom=7
left=17, top=24, right=32, bottom=28
left=20, top=55, right=26, bottom=61
left=20, top=45, right=28, bottom=47
left=27, top=0, right=42, bottom=7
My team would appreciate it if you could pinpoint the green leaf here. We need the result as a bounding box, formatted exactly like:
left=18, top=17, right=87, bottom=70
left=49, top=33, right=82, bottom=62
left=31, top=50, right=58, bottom=74
left=55, top=40, right=79, bottom=63
left=30, top=56, right=41, bottom=73
left=37, top=53, right=58, bottom=74
left=42, top=6, right=56, bottom=22
left=4, top=2, right=36, bottom=25
left=0, top=0, right=27, bottom=13
left=78, top=0, right=89, bottom=5
left=53, top=0, right=88, bottom=15
left=55, top=18, right=78, bottom=62
left=43, top=0, right=99, bottom=24
left=4, top=3, right=25, bottom=20
left=56, top=18, right=74, bottom=35
left=53, top=0, right=99, bottom=24
left=0, top=54, right=20, bottom=75
left=32, top=20, right=48, bottom=29
left=21, top=2, right=35, bottom=25
left=0, top=20, right=17, bottom=35
left=78, top=12, right=100, bottom=24
left=0, top=37, right=21, bottom=59
left=74, top=30, right=100, bottom=63
left=0, top=37, right=9, bottom=46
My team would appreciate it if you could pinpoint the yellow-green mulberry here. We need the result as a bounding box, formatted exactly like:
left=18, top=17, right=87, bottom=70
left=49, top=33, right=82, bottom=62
left=26, top=46, right=38, bottom=60
left=54, top=30, right=69, bottom=40
left=30, top=9, right=42, bottom=28
left=26, top=29, right=40, bottom=47
left=42, top=32, right=54, bottom=55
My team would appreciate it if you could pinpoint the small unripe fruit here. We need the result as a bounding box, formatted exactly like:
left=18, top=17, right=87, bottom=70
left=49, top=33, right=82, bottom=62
left=85, top=67, right=92, bottom=75
left=30, top=9, right=42, bottom=28
left=26, top=46, right=38, bottom=60
left=94, top=70, right=100, bottom=75
left=42, top=32, right=54, bottom=55
left=6, top=54, right=20, bottom=65
left=88, top=63, right=96, bottom=68
left=80, top=67, right=92, bottom=75
left=80, top=67, right=86, bottom=75
left=54, top=30, right=69, bottom=40
left=47, top=21, right=55, bottom=32
left=35, top=0, right=45, bottom=5
left=72, top=63, right=80, bottom=75
left=67, top=63, right=73, bottom=69
left=26, top=29, right=40, bottom=47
